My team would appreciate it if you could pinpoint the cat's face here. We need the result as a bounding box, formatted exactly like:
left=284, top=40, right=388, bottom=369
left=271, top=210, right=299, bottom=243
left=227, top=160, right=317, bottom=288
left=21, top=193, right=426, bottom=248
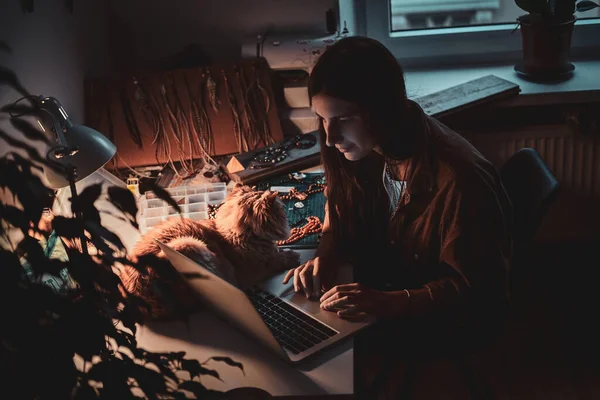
left=216, top=184, right=290, bottom=240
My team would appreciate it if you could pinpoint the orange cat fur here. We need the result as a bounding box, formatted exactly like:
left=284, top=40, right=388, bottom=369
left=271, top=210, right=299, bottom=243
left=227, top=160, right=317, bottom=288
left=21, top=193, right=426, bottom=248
left=120, top=184, right=300, bottom=319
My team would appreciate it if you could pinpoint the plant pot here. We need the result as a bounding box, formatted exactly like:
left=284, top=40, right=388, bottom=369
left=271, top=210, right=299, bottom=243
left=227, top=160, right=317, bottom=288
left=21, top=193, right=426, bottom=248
left=516, top=14, right=576, bottom=78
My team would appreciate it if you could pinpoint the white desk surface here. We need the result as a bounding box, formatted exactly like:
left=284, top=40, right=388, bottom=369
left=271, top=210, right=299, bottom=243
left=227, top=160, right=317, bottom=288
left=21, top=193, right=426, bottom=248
left=135, top=249, right=354, bottom=397
left=93, top=165, right=351, bottom=397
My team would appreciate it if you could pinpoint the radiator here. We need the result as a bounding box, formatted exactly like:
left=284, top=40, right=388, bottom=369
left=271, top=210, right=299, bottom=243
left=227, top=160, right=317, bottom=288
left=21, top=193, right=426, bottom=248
left=463, top=126, right=600, bottom=197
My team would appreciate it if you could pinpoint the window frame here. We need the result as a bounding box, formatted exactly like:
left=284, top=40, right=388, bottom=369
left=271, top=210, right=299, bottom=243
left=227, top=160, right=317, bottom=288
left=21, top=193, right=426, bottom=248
left=364, top=0, right=600, bottom=68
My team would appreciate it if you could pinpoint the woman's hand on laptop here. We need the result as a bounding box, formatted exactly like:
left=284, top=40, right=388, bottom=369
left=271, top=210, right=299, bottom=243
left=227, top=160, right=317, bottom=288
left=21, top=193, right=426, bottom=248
left=319, top=283, right=406, bottom=320
left=282, top=256, right=338, bottom=299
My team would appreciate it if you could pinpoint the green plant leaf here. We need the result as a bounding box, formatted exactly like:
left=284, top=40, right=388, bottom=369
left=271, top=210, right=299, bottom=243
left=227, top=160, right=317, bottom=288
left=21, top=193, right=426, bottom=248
left=554, top=0, right=576, bottom=16
left=71, top=183, right=102, bottom=220
left=0, top=131, right=65, bottom=176
left=128, top=362, right=169, bottom=397
left=73, top=381, right=99, bottom=399
left=52, top=216, right=84, bottom=239
left=107, top=186, right=139, bottom=228
left=85, top=220, right=126, bottom=252
left=0, top=204, right=28, bottom=231
left=576, top=0, right=600, bottom=12
left=1, top=63, right=244, bottom=400
left=0, top=102, right=36, bottom=115
left=515, top=0, right=550, bottom=14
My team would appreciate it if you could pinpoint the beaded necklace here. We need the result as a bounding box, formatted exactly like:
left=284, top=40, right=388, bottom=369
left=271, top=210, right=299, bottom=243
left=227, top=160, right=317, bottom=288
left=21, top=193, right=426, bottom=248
left=276, top=216, right=323, bottom=246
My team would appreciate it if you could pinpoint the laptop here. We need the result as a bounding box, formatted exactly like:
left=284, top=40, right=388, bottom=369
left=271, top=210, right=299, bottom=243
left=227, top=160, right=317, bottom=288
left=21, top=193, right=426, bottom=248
left=156, top=240, right=375, bottom=364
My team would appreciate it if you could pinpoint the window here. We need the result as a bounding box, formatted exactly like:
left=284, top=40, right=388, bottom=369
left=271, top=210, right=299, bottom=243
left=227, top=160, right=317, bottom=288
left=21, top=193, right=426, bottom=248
left=364, top=0, right=600, bottom=67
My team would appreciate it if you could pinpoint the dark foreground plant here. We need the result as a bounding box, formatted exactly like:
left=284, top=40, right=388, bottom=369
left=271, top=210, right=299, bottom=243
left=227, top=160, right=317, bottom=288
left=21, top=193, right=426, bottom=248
left=0, top=41, right=260, bottom=399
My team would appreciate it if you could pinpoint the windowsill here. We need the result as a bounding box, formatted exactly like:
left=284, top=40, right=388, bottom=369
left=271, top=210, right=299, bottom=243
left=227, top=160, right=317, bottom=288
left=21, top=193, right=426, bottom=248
left=403, top=58, right=600, bottom=107
left=280, top=58, right=600, bottom=134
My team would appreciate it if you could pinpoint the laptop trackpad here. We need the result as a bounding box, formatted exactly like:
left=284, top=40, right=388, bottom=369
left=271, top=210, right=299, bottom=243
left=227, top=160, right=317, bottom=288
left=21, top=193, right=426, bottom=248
left=284, top=291, right=323, bottom=315
left=260, top=264, right=354, bottom=318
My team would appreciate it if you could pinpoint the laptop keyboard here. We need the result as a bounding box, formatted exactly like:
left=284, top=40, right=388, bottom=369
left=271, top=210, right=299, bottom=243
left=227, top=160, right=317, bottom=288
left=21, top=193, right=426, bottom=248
left=246, top=287, right=338, bottom=355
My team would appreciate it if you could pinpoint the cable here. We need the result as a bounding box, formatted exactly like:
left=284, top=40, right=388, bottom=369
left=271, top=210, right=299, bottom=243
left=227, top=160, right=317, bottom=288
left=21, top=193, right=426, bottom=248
left=8, top=95, right=40, bottom=117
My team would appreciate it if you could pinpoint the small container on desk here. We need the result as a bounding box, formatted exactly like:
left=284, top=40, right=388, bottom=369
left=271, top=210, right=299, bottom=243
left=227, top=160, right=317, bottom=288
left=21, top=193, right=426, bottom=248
left=137, top=182, right=227, bottom=234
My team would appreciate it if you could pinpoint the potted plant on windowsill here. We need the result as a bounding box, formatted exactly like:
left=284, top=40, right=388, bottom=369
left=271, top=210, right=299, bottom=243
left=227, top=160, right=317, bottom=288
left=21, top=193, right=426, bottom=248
left=514, top=0, right=599, bottom=79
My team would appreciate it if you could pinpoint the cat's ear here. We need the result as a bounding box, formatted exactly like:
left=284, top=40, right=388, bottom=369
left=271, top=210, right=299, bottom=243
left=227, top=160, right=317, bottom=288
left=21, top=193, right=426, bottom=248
left=261, top=190, right=279, bottom=203
left=231, top=182, right=247, bottom=194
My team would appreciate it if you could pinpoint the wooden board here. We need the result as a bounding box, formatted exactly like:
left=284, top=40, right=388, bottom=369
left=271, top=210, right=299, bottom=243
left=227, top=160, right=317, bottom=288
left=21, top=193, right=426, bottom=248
left=224, top=132, right=321, bottom=186
left=84, top=58, right=284, bottom=169
left=415, top=74, right=521, bottom=119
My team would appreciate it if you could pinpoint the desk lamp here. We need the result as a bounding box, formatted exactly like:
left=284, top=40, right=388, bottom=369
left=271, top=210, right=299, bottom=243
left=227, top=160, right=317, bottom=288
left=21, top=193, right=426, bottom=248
left=34, top=96, right=116, bottom=254
left=35, top=96, right=116, bottom=190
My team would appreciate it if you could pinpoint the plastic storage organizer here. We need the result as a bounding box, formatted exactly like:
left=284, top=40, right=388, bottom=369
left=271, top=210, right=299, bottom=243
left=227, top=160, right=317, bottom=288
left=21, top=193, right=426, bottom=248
left=138, top=182, right=227, bottom=234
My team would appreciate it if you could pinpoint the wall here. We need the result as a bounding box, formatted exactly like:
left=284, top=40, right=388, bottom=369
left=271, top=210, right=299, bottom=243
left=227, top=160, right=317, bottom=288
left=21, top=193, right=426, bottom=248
left=106, top=0, right=336, bottom=70
left=0, top=0, right=110, bottom=160
left=0, top=0, right=110, bottom=223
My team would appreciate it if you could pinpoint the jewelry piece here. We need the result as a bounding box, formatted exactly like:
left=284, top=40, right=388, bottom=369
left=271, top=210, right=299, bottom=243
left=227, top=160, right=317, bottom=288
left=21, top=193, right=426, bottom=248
left=133, top=76, right=178, bottom=174
left=166, top=73, right=195, bottom=176
left=249, top=133, right=317, bottom=169
left=292, top=172, right=306, bottom=180
left=278, top=183, right=324, bottom=201
left=208, top=203, right=223, bottom=220
left=277, top=216, right=322, bottom=245
left=294, top=201, right=304, bottom=209
left=183, top=72, right=215, bottom=165
left=244, top=61, right=274, bottom=147
left=160, top=80, right=186, bottom=175
left=222, top=69, right=245, bottom=153
left=120, top=86, right=143, bottom=150
left=235, top=65, right=256, bottom=151
left=290, top=217, right=306, bottom=227
left=252, top=61, right=274, bottom=145
left=206, top=69, right=219, bottom=114
left=197, top=70, right=215, bottom=155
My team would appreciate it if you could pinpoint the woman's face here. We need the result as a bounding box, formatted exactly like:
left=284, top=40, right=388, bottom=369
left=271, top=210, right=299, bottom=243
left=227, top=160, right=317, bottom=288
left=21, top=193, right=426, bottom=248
left=311, top=94, right=375, bottom=161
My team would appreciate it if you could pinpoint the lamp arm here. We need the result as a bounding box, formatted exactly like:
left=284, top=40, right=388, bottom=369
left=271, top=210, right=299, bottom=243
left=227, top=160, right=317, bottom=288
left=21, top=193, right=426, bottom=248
left=36, top=96, right=73, bottom=148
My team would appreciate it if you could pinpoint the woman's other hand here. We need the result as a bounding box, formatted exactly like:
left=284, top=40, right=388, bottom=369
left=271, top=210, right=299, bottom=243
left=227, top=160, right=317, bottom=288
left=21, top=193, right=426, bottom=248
left=319, top=283, right=407, bottom=320
left=282, top=256, right=338, bottom=299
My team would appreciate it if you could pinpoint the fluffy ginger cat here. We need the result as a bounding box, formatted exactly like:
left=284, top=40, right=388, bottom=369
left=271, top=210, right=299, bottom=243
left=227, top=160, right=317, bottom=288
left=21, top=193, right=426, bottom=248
left=120, top=184, right=300, bottom=319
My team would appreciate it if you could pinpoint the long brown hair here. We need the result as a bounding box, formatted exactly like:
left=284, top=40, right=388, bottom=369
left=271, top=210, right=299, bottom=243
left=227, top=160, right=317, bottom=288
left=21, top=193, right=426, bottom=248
left=308, top=36, right=419, bottom=261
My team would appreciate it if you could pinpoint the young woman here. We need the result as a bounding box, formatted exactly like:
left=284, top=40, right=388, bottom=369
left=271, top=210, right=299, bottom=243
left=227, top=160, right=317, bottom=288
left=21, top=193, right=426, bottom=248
left=282, top=36, right=513, bottom=394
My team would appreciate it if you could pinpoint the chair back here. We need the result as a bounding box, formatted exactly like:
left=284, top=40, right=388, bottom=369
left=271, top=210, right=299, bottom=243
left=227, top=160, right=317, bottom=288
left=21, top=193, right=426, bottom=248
left=500, top=148, right=559, bottom=267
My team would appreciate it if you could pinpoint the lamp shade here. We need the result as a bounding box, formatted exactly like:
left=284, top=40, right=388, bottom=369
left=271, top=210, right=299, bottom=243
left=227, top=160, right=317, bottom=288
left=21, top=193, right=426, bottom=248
left=44, top=124, right=116, bottom=189
left=35, top=96, right=116, bottom=189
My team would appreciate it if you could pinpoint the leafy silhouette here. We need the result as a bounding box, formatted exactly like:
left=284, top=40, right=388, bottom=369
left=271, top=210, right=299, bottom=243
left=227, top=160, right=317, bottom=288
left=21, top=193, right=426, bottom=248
left=11, top=117, right=50, bottom=144
left=107, top=186, right=139, bottom=228
left=139, top=179, right=181, bottom=213
left=0, top=64, right=30, bottom=98
left=0, top=54, right=259, bottom=399
left=208, top=356, right=246, bottom=376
